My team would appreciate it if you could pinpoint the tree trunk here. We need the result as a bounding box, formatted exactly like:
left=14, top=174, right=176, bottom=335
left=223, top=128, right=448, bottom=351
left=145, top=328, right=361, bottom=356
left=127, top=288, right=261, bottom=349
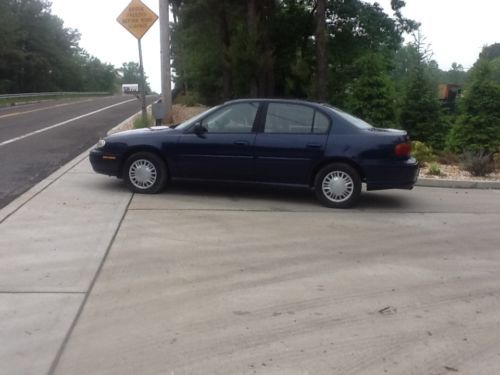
left=247, top=0, right=259, bottom=96
left=212, top=0, right=233, bottom=100
left=257, top=0, right=275, bottom=97
left=218, top=0, right=232, bottom=100
left=315, top=0, right=328, bottom=101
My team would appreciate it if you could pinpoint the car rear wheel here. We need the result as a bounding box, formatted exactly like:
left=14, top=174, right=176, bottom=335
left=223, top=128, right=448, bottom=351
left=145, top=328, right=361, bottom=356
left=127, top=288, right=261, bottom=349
left=314, top=163, right=361, bottom=208
left=124, top=152, right=167, bottom=194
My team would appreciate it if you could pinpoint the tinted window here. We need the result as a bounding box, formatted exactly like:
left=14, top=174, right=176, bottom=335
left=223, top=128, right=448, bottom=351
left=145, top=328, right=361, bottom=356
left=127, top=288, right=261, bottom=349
left=264, top=103, right=330, bottom=134
left=324, top=105, right=373, bottom=129
left=265, top=103, right=314, bottom=133
left=201, top=102, right=258, bottom=133
left=313, top=111, right=330, bottom=133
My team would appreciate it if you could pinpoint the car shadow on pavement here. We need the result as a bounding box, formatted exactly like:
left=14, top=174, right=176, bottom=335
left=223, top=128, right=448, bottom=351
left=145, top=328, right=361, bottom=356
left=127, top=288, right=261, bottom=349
left=356, top=191, right=410, bottom=210
left=163, top=181, right=411, bottom=211
left=94, top=179, right=412, bottom=211
left=166, top=181, right=318, bottom=206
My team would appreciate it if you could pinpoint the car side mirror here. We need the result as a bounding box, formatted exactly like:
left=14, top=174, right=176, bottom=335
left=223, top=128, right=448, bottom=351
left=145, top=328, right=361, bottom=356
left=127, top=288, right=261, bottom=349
left=193, top=122, right=207, bottom=136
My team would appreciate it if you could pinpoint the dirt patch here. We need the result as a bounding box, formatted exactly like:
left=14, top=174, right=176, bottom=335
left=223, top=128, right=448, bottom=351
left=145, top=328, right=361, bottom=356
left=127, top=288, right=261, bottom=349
left=421, top=163, right=499, bottom=182
left=171, top=104, right=208, bottom=124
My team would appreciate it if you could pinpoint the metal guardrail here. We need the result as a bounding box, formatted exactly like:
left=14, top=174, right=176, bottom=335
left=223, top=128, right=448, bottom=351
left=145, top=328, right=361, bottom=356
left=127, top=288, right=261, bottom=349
left=0, top=92, right=109, bottom=100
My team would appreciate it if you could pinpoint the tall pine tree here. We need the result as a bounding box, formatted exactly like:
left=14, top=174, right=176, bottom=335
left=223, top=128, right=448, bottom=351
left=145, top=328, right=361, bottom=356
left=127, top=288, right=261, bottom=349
left=398, top=36, right=443, bottom=148
left=347, top=53, right=396, bottom=128
left=447, top=57, right=500, bottom=153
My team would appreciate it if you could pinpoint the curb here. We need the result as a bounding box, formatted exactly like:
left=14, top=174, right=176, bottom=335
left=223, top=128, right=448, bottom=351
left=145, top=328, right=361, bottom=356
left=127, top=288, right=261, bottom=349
left=416, top=178, right=500, bottom=190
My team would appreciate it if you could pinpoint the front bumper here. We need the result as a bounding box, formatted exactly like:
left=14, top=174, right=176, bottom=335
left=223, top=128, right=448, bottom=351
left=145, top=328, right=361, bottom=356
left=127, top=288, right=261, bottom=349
left=89, top=149, right=122, bottom=177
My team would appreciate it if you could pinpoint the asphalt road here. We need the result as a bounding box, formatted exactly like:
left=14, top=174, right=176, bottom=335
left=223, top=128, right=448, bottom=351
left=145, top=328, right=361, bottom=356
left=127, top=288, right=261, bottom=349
left=0, top=95, right=155, bottom=209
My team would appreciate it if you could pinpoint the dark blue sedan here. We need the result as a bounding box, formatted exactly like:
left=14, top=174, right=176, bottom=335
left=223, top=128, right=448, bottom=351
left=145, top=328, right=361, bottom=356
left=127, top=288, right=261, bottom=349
left=90, top=99, right=418, bottom=208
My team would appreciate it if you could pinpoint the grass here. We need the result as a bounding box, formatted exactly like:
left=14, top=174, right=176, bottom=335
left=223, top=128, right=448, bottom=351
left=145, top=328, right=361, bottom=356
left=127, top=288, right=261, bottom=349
left=133, top=112, right=154, bottom=129
left=427, top=162, right=442, bottom=176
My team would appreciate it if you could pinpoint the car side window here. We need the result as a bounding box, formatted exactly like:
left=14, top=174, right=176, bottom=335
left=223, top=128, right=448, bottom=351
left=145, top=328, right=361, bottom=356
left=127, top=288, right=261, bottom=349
left=201, top=102, right=258, bottom=133
left=264, top=103, right=314, bottom=133
left=313, top=111, right=330, bottom=133
left=264, top=103, right=330, bottom=134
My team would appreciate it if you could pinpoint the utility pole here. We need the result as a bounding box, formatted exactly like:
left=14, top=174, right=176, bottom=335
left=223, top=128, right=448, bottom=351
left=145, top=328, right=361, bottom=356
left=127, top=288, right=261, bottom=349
left=160, top=0, right=173, bottom=124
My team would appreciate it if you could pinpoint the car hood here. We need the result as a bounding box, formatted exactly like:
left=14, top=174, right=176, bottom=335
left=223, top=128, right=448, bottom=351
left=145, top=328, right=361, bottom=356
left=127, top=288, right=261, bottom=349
left=107, top=126, right=176, bottom=140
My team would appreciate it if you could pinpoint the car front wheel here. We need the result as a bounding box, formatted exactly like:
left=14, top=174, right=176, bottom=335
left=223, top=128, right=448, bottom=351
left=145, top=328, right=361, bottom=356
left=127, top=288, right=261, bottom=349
left=314, top=163, right=361, bottom=208
left=124, top=152, right=167, bottom=194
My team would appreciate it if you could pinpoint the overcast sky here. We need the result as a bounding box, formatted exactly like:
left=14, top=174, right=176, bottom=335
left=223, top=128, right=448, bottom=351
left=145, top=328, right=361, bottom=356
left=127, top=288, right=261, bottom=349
left=50, top=0, right=500, bottom=93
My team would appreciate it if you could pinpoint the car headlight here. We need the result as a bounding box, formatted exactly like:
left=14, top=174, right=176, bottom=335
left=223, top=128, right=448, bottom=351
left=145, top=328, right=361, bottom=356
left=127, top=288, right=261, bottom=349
left=96, top=139, right=106, bottom=148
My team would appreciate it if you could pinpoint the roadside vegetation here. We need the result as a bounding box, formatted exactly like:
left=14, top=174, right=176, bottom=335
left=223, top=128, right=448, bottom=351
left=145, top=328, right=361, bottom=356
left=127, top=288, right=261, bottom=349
left=0, top=0, right=151, bottom=95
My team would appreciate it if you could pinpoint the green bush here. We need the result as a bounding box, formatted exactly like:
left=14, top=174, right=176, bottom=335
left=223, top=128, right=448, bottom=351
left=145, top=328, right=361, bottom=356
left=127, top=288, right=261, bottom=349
left=411, top=141, right=435, bottom=166
left=461, top=151, right=495, bottom=177
left=176, top=93, right=198, bottom=107
left=446, top=61, right=500, bottom=153
left=427, top=162, right=442, bottom=176
left=133, top=112, right=154, bottom=129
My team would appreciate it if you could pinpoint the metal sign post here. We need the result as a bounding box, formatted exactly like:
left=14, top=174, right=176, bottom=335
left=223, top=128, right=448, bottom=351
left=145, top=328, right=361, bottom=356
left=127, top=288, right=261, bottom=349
left=137, top=39, right=147, bottom=120
left=117, top=0, right=158, bottom=122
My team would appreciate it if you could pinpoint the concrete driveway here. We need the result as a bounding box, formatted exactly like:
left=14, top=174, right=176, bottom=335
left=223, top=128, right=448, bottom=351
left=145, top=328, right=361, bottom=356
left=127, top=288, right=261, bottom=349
left=2, top=156, right=500, bottom=375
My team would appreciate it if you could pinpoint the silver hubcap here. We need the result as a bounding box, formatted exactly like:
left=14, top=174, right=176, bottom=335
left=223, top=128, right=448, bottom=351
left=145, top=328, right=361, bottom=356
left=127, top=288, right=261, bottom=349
left=322, top=171, right=354, bottom=203
left=129, top=159, right=157, bottom=189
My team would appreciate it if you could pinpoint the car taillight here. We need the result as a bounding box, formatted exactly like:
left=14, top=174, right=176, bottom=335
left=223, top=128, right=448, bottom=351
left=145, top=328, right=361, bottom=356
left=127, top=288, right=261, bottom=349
left=395, top=142, right=411, bottom=158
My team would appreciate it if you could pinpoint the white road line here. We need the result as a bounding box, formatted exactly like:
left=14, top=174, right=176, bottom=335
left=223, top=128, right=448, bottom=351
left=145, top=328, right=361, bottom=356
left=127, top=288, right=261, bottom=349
left=0, top=98, right=136, bottom=147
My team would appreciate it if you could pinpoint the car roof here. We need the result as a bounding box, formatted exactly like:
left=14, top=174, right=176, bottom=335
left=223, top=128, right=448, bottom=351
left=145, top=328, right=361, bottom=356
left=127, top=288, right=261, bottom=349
left=223, top=98, right=327, bottom=108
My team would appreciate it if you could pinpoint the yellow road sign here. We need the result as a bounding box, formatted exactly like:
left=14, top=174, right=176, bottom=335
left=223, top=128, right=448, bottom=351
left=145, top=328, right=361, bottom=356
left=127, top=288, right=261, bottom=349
left=117, top=0, right=158, bottom=40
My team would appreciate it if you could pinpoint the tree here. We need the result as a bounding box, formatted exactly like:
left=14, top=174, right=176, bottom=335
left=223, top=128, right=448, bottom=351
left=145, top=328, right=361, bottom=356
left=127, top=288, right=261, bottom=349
left=326, top=0, right=411, bottom=107
left=447, top=52, right=500, bottom=153
left=119, top=62, right=151, bottom=94
left=171, top=0, right=413, bottom=105
left=0, top=0, right=119, bottom=94
left=315, top=0, right=328, bottom=101
left=78, top=51, right=117, bottom=92
left=398, top=35, right=443, bottom=148
left=347, top=53, right=396, bottom=127
left=446, top=63, right=468, bottom=85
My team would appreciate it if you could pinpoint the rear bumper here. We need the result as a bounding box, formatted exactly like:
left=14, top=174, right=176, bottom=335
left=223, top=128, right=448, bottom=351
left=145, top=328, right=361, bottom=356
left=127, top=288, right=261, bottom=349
left=363, top=158, right=419, bottom=191
left=89, top=149, right=122, bottom=177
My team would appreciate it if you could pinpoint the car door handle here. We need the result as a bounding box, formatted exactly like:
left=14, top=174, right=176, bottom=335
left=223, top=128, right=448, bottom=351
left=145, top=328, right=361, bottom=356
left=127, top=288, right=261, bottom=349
left=234, top=140, right=250, bottom=146
left=306, top=143, right=322, bottom=149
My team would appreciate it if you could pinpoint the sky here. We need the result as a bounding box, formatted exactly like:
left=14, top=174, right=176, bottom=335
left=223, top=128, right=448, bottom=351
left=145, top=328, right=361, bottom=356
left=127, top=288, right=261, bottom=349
left=49, top=0, right=500, bottom=93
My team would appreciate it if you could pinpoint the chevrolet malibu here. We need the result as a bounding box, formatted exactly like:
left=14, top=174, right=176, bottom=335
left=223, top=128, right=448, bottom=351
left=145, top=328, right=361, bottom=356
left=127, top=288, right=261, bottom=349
left=90, top=99, right=418, bottom=208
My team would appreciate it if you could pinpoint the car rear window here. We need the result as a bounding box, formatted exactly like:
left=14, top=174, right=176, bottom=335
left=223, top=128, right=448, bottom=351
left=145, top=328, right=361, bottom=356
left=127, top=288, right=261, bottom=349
left=324, top=105, right=373, bottom=129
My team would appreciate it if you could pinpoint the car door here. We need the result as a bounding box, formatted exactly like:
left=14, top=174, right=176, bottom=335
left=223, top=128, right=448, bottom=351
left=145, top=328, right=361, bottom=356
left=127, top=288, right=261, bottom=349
left=175, top=101, right=260, bottom=181
left=254, top=102, right=331, bottom=185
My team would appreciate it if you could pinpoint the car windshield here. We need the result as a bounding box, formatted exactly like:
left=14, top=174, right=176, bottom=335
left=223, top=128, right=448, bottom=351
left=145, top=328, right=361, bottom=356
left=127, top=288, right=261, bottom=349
left=174, top=105, right=220, bottom=130
left=323, top=105, right=373, bottom=129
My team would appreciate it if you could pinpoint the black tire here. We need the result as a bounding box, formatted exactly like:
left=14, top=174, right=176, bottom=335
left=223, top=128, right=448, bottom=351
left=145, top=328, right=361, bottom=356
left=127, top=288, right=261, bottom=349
left=314, top=163, right=361, bottom=208
left=123, top=152, right=167, bottom=194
